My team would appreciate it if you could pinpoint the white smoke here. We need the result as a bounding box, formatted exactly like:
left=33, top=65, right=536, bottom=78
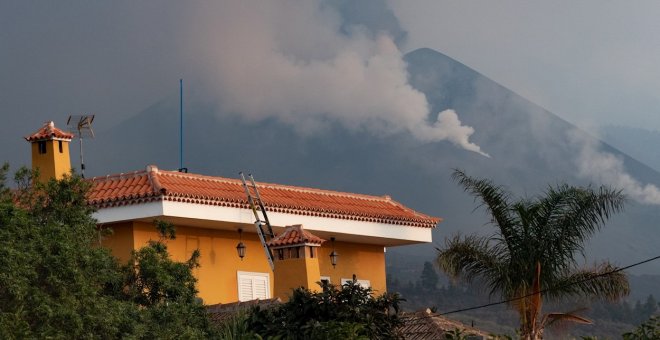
left=570, top=130, right=660, bottom=205
left=185, top=1, right=488, bottom=157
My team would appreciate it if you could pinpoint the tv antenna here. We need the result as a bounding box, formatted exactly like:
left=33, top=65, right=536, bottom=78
left=67, top=114, right=95, bottom=178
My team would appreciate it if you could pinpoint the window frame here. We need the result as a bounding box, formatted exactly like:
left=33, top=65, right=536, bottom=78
left=237, top=271, right=271, bottom=302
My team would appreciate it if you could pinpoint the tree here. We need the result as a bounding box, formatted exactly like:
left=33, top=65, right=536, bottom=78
left=122, top=220, right=216, bottom=339
left=420, top=261, right=439, bottom=291
left=436, top=170, right=630, bottom=340
left=0, top=165, right=217, bottom=338
left=623, top=315, right=660, bottom=340
left=0, top=166, right=138, bottom=338
left=246, top=278, right=403, bottom=339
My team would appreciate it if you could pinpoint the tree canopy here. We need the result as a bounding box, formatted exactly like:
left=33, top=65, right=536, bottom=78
left=242, top=279, right=403, bottom=339
left=436, top=170, right=630, bottom=340
left=0, top=165, right=217, bottom=338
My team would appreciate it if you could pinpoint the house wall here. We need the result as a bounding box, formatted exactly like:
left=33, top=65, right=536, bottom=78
left=318, top=241, right=387, bottom=294
left=101, top=221, right=134, bottom=263
left=131, top=221, right=273, bottom=304
left=273, top=256, right=322, bottom=300
left=30, top=140, right=71, bottom=182
left=104, top=221, right=388, bottom=304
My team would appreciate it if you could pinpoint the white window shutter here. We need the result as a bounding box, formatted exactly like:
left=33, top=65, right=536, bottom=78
left=237, top=272, right=270, bottom=302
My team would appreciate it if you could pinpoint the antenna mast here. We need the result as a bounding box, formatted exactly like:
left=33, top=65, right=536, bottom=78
left=178, top=79, right=187, bottom=173
left=66, top=115, right=95, bottom=178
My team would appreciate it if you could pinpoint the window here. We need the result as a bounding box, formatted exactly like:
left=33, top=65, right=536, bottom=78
left=341, top=278, right=371, bottom=288
left=58, top=141, right=63, bottom=153
left=309, top=246, right=315, bottom=258
left=38, top=141, right=47, bottom=154
left=237, top=271, right=270, bottom=302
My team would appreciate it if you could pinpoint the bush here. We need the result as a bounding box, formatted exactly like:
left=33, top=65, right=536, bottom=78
left=247, top=278, right=403, bottom=339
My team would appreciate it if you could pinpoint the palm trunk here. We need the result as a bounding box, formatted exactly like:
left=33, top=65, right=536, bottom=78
left=520, top=262, right=543, bottom=340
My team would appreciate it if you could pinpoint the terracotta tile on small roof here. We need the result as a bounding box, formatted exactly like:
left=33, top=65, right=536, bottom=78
left=87, top=165, right=441, bottom=228
left=25, top=121, right=74, bottom=142
left=267, top=225, right=325, bottom=247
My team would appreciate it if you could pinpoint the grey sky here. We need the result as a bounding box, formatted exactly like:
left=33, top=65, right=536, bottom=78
left=2, top=0, right=660, bottom=149
left=391, top=1, right=660, bottom=131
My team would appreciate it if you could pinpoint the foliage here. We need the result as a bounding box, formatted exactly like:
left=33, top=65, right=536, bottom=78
left=443, top=328, right=467, bottom=339
left=247, top=278, right=403, bottom=339
left=622, top=316, right=660, bottom=340
left=122, top=220, right=216, bottom=338
left=420, top=261, right=439, bottom=291
left=436, top=170, right=630, bottom=340
left=217, top=310, right=262, bottom=340
left=0, top=165, right=138, bottom=338
left=0, top=165, right=217, bottom=339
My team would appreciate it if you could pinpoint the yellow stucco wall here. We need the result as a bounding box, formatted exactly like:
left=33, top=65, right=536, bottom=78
left=104, top=221, right=387, bottom=304
left=30, top=140, right=71, bottom=182
left=273, top=255, right=322, bottom=300
left=101, top=222, right=135, bottom=263
left=132, top=221, right=274, bottom=304
left=317, top=241, right=387, bottom=294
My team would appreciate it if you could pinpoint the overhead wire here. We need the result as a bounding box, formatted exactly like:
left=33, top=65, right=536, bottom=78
left=435, top=254, right=660, bottom=316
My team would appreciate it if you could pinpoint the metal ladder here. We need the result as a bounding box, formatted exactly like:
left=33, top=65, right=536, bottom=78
left=239, top=172, right=275, bottom=271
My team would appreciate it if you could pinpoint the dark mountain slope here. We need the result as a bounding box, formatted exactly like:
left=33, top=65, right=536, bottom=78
left=80, top=48, right=660, bottom=276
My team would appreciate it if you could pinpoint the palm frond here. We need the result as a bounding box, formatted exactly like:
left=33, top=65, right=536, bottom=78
left=541, top=311, right=592, bottom=329
left=549, top=262, right=630, bottom=301
left=451, top=169, right=521, bottom=254
left=542, top=186, right=624, bottom=259
left=436, top=233, right=511, bottom=297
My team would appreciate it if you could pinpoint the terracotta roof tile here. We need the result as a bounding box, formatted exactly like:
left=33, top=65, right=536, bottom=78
left=267, top=225, right=325, bottom=247
left=25, top=121, right=74, bottom=142
left=399, top=309, right=489, bottom=339
left=88, top=165, right=441, bottom=228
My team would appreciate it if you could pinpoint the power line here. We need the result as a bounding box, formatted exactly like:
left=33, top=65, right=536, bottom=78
left=437, top=254, right=660, bottom=316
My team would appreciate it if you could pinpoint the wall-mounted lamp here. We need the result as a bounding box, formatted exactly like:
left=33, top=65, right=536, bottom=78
left=329, top=237, right=338, bottom=268
left=236, top=228, right=246, bottom=260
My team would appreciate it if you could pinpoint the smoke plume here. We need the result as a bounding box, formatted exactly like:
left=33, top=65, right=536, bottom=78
left=185, top=1, right=488, bottom=157
left=570, top=130, right=660, bottom=205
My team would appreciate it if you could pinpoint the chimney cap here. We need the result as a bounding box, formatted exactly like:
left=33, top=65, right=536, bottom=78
left=267, top=224, right=325, bottom=248
left=25, top=121, right=74, bottom=142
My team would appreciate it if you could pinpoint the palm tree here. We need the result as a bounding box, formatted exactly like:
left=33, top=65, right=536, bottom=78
left=437, top=170, right=630, bottom=339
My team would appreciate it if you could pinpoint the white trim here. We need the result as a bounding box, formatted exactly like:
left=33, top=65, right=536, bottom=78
left=93, top=200, right=432, bottom=244
left=94, top=201, right=164, bottom=224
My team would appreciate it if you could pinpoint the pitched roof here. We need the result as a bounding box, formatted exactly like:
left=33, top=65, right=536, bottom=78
left=267, top=225, right=325, bottom=247
left=87, top=165, right=440, bottom=228
left=25, top=121, right=74, bottom=142
left=398, top=309, right=489, bottom=339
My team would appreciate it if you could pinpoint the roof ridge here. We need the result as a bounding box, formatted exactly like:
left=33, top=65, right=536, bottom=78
left=89, top=169, right=148, bottom=181
left=156, top=168, right=394, bottom=202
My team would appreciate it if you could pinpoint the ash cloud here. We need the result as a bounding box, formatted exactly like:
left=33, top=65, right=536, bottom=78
left=184, top=0, right=488, bottom=157
left=569, top=130, right=660, bottom=205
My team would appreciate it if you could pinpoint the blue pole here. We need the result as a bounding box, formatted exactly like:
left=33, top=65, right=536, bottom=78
left=180, top=79, right=183, bottom=171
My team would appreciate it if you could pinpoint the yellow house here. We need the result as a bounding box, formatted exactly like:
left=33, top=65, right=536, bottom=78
left=25, top=121, right=441, bottom=304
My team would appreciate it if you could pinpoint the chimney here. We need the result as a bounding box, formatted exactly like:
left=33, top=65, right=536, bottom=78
left=267, top=225, right=325, bottom=301
left=24, top=121, right=74, bottom=182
